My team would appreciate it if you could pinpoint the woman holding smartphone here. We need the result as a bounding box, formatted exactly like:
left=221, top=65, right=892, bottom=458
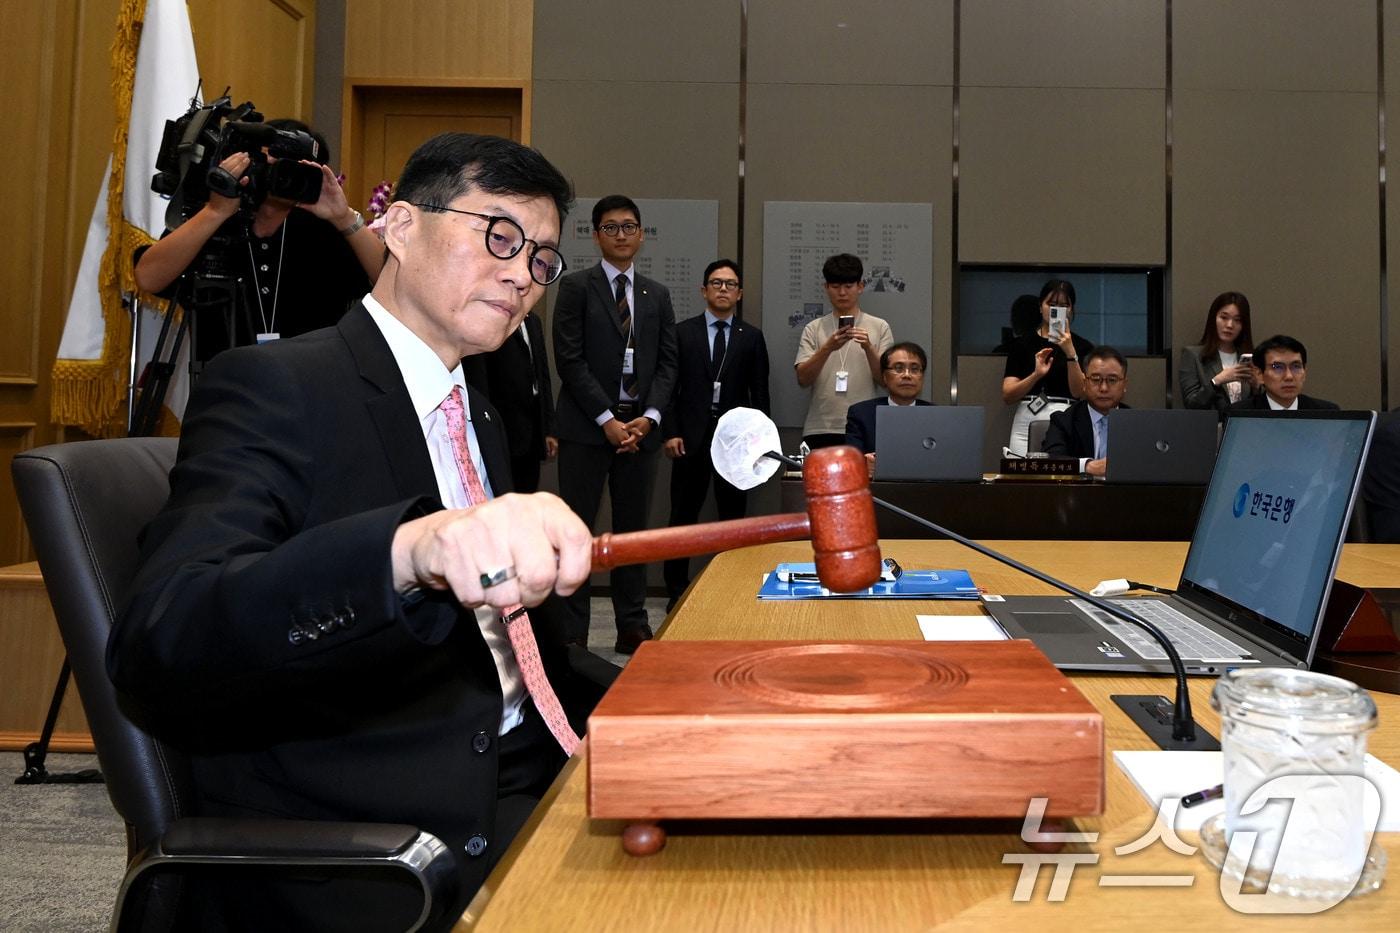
left=1178, top=291, right=1256, bottom=415
left=1001, top=279, right=1095, bottom=455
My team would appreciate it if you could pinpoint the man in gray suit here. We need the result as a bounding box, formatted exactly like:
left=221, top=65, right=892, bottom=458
left=552, top=195, right=678, bottom=653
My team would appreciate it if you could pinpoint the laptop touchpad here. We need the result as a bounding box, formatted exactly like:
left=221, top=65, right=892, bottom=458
left=1013, top=611, right=1086, bottom=634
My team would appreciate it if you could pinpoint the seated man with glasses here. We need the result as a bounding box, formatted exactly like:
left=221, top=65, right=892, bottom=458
left=1043, top=346, right=1130, bottom=477
left=1229, top=334, right=1339, bottom=412
left=845, top=342, right=933, bottom=474
left=113, top=133, right=606, bottom=929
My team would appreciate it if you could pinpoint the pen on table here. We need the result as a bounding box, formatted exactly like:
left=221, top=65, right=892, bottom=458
left=1181, top=784, right=1224, bottom=808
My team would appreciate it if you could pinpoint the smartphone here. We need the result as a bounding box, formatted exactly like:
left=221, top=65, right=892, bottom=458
left=837, top=314, right=855, bottom=329
left=1239, top=353, right=1253, bottom=367
left=1047, top=306, right=1069, bottom=340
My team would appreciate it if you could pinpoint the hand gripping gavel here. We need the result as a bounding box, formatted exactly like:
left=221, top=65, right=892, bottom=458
left=591, top=445, right=882, bottom=592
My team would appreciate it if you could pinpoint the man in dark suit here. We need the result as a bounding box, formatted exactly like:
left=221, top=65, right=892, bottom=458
left=111, top=134, right=602, bottom=930
left=1229, top=334, right=1340, bottom=412
left=661, top=260, right=770, bottom=607
left=477, top=309, right=557, bottom=492
left=844, top=342, right=933, bottom=476
left=552, top=195, right=678, bottom=653
left=1044, top=346, right=1130, bottom=477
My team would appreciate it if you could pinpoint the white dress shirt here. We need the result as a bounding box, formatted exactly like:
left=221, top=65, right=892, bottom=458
left=364, top=294, right=527, bottom=734
left=594, top=259, right=662, bottom=428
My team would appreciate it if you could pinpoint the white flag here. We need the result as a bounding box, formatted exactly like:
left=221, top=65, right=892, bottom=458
left=52, top=0, right=199, bottom=434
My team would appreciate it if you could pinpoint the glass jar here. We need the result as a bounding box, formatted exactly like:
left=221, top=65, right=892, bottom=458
left=1210, top=668, right=1378, bottom=894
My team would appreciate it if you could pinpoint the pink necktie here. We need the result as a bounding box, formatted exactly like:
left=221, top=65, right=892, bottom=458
left=439, top=386, right=580, bottom=757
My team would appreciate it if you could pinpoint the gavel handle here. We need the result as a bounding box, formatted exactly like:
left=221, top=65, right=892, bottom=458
left=593, top=513, right=812, bottom=569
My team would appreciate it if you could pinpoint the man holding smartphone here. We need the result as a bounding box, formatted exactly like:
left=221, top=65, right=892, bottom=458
left=794, top=253, right=894, bottom=448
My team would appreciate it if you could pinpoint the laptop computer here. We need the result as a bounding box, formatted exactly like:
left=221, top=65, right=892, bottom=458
left=875, top=406, right=984, bottom=481
left=983, top=410, right=1376, bottom=674
left=1106, top=409, right=1218, bottom=484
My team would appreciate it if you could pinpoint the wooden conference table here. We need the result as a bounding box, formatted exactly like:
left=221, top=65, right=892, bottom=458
left=458, top=541, right=1400, bottom=931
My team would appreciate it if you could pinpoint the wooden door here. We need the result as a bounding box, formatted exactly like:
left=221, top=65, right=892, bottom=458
left=343, top=83, right=524, bottom=217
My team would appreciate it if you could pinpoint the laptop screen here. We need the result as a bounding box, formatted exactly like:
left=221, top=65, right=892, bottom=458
left=1178, top=411, right=1374, bottom=657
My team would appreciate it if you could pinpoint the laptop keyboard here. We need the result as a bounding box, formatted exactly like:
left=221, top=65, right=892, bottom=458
left=1068, top=598, right=1253, bottom=661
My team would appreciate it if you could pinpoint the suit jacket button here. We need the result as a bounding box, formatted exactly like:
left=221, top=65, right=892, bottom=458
left=465, top=834, right=488, bottom=857
left=471, top=732, right=491, bottom=753
left=316, top=614, right=337, bottom=635
left=288, top=628, right=304, bottom=646
left=339, top=606, right=356, bottom=627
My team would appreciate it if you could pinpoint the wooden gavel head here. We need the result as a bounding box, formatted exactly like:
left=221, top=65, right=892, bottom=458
left=803, top=446, right=882, bottom=592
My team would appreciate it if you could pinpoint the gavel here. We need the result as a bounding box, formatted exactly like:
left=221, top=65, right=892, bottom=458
left=591, top=445, right=882, bottom=592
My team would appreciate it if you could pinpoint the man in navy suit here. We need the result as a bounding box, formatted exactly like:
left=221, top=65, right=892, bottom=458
left=844, top=342, right=933, bottom=476
left=1043, top=346, right=1130, bottom=476
left=111, top=134, right=602, bottom=929
left=662, top=260, right=770, bottom=607
left=552, top=195, right=678, bottom=653
left=1229, top=334, right=1339, bottom=412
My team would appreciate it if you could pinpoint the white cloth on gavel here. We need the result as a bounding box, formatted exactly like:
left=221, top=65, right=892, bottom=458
left=711, top=407, right=783, bottom=491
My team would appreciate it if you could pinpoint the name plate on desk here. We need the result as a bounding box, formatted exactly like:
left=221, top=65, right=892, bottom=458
left=588, top=640, right=1103, bottom=821
left=998, top=457, right=1082, bottom=478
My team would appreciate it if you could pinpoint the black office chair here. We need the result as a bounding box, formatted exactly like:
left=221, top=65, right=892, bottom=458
left=12, top=438, right=458, bottom=932
left=1026, top=418, right=1051, bottom=455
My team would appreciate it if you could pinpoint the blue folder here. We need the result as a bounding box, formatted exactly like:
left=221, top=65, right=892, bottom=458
left=757, top=563, right=980, bottom=600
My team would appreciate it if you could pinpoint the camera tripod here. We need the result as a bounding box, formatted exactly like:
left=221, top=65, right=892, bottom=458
left=18, top=267, right=249, bottom=785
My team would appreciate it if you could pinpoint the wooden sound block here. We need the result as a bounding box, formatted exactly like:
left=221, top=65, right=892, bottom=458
left=587, top=640, right=1103, bottom=822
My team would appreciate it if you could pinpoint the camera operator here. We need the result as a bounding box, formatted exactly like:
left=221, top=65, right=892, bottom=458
left=134, top=119, right=383, bottom=360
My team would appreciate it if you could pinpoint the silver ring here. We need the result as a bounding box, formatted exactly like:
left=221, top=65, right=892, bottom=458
left=480, top=566, right=516, bottom=589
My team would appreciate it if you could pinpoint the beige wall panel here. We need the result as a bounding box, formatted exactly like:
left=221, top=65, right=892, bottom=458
left=743, top=83, right=952, bottom=398
left=534, top=0, right=737, bottom=83
left=531, top=80, right=739, bottom=208
left=962, top=0, right=1164, bottom=89
left=191, top=0, right=315, bottom=120
left=1175, top=0, right=1374, bottom=92
left=346, top=0, right=531, bottom=80
left=959, top=87, right=1165, bottom=265
left=747, top=0, right=953, bottom=86
left=1172, top=89, right=1379, bottom=409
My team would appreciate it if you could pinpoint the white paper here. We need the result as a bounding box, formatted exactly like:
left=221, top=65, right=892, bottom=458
left=916, top=615, right=1009, bottom=641
left=1113, top=749, right=1400, bottom=833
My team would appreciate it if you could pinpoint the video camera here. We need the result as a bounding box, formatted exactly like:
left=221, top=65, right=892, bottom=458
left=151, top=93, right=324, bottom=229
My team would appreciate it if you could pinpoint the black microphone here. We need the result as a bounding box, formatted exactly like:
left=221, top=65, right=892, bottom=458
left=749, top=442, right=1209, bottom=748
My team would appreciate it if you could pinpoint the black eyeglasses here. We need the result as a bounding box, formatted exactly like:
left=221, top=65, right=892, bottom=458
left=1266, top=361, right=1306, bottom=376
left=706, top=279, right=741, bottom=291
left=410, top=203, right=566, bottom=286
left=598, top=221, right=641, bottom=237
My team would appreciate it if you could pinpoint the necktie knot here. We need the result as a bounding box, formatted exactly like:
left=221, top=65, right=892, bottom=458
left=439, top=384, right=465, bottom=417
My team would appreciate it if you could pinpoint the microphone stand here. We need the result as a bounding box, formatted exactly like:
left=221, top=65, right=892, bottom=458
left=765, top=452, right=1215, bottom=750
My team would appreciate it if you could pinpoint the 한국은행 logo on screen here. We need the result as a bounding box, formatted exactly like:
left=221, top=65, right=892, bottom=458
left=1233, top=483, right=1250, bottom=518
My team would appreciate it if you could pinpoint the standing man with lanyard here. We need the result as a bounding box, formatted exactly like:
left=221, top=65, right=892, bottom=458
left=794, top=253, right=893, bottom=449
left=552, top=195, right=678, bottom=653
left=661, top=260, right=771, bottom=608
